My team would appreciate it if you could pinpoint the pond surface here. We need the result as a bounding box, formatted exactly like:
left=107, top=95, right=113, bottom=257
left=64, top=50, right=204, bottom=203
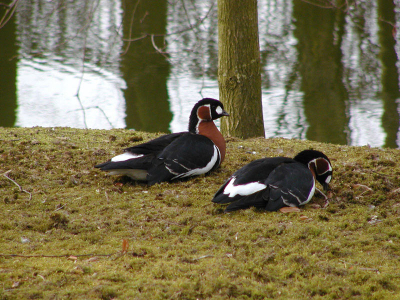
left=1, top=0, right=399, bottom=148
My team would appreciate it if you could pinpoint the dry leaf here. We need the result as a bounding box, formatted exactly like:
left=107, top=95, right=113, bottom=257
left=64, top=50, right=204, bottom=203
left=389, top=188, right=400, bottom=195
left=122, top=239, right=129, bottom=253
left=299, top=215, right=310, bottom=221
left=87, top=257, right=99, bottom=262
left=67, top=255, right=78, bottom=261
left=353, top=184, right=372, bottom=191
left=37, top=274, right=45, bottom=280
left=309, top=204, right=321, bottom=209
left=279, top=207, right=301, bottom=213
left=12, top=281, right=20, bottom=288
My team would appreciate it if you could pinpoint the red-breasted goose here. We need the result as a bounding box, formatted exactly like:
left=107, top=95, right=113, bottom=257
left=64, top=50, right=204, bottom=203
left=95, top=98, right=229, bottom=185
left=212, top=150, right=333, bottom=212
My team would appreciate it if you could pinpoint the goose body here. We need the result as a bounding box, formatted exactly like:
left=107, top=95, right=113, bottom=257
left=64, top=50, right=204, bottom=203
left=212, top=150, right=333, bottom=212
left=95, top=98, right=229, bottom=186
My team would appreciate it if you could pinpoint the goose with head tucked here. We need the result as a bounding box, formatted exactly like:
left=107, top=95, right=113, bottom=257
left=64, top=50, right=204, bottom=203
left=212, top=150, right=333, bottom=212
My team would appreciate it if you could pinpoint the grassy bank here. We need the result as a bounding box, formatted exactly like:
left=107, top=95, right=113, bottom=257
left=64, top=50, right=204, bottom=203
left=1, top=127, right=400, bottom=299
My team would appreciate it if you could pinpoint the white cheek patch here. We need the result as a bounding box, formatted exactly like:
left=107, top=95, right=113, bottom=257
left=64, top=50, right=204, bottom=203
left=223, top=177, right=266, bottom=198
left=216, top=106, right=223, bottom=115
left=325, top=175, right=332, bottom=184
left=111, top=152, right=144, bottom=162
left=304, top=180, right=316, bottom=204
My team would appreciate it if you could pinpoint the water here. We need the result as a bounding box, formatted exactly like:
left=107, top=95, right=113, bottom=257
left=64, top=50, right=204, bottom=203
left=0, top=0, right=399, bottom=148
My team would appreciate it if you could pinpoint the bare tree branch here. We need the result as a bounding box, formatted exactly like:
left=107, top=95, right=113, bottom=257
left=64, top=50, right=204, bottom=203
left=0, top=0, right=19, bottom=29
left=74, top=0, right=101, bottom=129
left=121, top=0, right=141, bottom=55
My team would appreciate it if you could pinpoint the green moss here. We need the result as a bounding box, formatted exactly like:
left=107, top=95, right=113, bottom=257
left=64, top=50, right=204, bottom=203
left=1, top=127, right=400, bottom=299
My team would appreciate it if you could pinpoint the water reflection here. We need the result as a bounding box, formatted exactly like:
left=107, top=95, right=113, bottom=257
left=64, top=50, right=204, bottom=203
left=293, top=0, right=349, bottom=145
left=121, top=0, right=172, bottom=133
left=0, top=0, right=399, bottom=148
left=0, top=8, right=17, bottom=127
left=14, top=0, right=126, bottom=129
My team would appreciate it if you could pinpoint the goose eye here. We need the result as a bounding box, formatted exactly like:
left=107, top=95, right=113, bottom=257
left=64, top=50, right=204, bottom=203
left=215, top=106, right=223, bottom=115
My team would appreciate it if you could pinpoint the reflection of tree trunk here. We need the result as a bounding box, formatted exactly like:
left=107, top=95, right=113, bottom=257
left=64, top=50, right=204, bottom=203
left=0, top=15, right=17, bottom=127
left=378, top=0, right=400, bottom=148
left=293, top=0, right=348, bottom=145
left=218, top=0, right=265, bottom=138
left=121, top=0, right=171, bottom=133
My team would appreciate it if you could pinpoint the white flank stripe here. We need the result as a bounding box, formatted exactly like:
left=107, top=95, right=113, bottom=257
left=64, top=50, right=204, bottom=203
left=288, top=191, right=302, bottom=204
left=223, top=177, right=266, bottom=198
left=302, top=179, right=316, bottom=205
left=111, top=152, right=143, bottom=162
left=172, top=145, right=220, bottom=179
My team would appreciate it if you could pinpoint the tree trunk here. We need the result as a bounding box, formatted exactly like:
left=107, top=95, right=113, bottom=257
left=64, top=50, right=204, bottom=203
left=218, top=0, right=265, bottom=139
left=378, top=0, right=400, bottom=148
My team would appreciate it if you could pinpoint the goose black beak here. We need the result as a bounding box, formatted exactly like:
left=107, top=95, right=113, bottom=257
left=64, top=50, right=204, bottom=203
left=221, top=110, right=229, bottom=117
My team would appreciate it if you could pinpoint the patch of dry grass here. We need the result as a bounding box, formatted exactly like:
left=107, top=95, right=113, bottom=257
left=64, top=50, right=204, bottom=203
left=1, top=127, right=400, bottom=299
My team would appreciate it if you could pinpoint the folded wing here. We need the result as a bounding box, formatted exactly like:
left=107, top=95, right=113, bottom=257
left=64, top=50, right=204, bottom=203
left=147, top=134, right=221, bottom=185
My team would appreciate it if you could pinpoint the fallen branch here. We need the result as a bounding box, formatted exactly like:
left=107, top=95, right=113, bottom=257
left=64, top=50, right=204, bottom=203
left=2, top=170, right=32, bottom=201
left=353, top=183, right=373, bottom=199
left=353, top=184, right=373, bottom=191
left=0, top=253, right=116, bottom=258
left=1, top=240, right=137, bottom=259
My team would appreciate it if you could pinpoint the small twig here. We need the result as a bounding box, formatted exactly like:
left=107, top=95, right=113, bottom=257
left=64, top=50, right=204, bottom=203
left=121, top=1, right=214, bottom=52
left=353, top=184, right=373, bottom=191
left=2, top=170, right=32, bottom=201
left=122, top=34, right=148, bottom=43
left=54, top=204, right=65, bottom=211
left=299, top=0, right=336, bottom=9
left=370, top=169, right=396, bottom=177
left=315, top=187, right=331, bottom=208
left=68, top=105, right=114, bottom=128
left=358, top=267, right=380, bottom=273
left=121, top=0, right=141, bottom=55
left=390, top=188, right=400, bottom=195
left=74, top=0, right=100, bottom=129
left=151, top=34, right=169, bottom=60
left=0, top=0, right=19, bottom=29
left=353, top=184, right=373, bottom=198
left=194, top=255, right=213, bottom=261
left=105, top=190, right=110, bottom=202
left=75, top=94, right=88, bottom=129
left=0, top=240, right=140, bottom=259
